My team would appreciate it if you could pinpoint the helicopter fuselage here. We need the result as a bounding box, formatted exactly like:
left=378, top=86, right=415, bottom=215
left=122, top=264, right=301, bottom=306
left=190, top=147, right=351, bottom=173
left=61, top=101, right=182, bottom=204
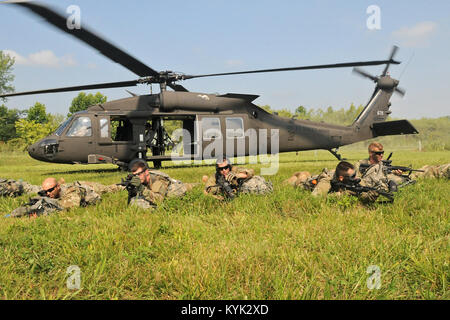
left=28, top=91, right=361, bottom=167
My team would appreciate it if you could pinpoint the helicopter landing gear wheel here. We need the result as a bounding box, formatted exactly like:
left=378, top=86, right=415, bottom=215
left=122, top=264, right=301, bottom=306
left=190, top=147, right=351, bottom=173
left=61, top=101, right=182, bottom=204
left=152, top=160, right=162, bottom=169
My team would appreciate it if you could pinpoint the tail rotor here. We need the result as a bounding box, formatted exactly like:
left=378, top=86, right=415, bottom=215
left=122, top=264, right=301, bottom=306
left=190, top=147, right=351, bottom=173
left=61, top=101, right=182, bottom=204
left=352, top=46, right=405, bottom=97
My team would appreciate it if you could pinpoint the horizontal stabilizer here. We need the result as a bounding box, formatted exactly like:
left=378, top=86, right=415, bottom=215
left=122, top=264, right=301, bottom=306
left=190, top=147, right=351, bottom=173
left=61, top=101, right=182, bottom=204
left=372, top=120, right=418, bottom=137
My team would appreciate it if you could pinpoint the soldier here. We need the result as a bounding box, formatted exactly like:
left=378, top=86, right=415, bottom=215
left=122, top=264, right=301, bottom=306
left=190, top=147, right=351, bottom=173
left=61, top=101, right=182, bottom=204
left=0, top=178, right=40, bottom=197
left=77, top=181, right=125, bottom=194
left=204, top=157, right=272, bottom=200
left=8, top=177, right=102, bottom=218
left=411, top=163, right=450, bottom=179
left=297, top=161, right=389, bottom=203
left=354, top=142, right=405, bottom=186
left=126, top=159, right=191, bottom=209
left=284, top=171, right=312, bottom=188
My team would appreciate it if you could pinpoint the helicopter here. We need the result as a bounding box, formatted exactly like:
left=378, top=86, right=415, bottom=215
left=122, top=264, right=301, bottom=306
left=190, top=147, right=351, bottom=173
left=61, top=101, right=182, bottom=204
left=1, top=1, right=418, bottom=169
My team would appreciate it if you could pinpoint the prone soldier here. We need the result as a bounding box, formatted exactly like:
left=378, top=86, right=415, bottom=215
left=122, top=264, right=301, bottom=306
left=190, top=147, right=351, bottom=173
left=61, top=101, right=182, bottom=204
left=0, top=178, right=40, bottom=197
left=295, top=161, right=393, bottom=203
left=8, top=177, right=103, bottom=218
left=124, top=159, right=192, bottom=209
left=204, top=157, right=272, bottom=200
left=411, top=163, right=450, bottom=179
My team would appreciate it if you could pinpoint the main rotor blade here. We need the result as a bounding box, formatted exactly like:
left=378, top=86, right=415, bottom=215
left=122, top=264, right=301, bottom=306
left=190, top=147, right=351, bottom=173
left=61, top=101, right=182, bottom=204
left=0, top=80, right=140, bottom=98
left=183, top=60, right=400, bottom=80
left=382, top=45, right=399, bottom=76
left=8, top=1, right=159, bottom=78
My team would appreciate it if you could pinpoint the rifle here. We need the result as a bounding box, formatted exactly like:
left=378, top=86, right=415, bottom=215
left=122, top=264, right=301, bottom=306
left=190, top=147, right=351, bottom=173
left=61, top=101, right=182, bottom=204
left=360, top=152, right=424, bottom=177
left=215, top=174, right=237, bottom=200
left=117, top=174, right=141, bottom=204
left=9, top=196, right=63, bottom=218
left=332, top=181, right=394, bottom=202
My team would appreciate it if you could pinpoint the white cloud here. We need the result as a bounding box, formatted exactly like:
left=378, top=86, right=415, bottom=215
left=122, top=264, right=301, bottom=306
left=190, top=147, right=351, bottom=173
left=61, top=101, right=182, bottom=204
left=392, top=21, right=438, bottom=47
left=3, top=49, right=77, bottom=67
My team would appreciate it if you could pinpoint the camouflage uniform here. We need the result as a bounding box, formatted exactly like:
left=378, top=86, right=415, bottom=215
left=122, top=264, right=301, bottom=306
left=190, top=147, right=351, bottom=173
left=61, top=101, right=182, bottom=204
left=58, top=182, right=101, bottom=209
left=205, top=167, right=256, bottom=198
left=9, top=181, right=101, bottom=218
left=308, top=168, right=336, bottom=196
left=411, top=164, right=450, bottom=179
left=354, top=159, right=407, bottom=186
left=297, top=167, right=381, bottom=203
left=0, top=178, right=40, bottom=197
left=357, top=162, right=391, bottom=203
left=240, top=175, right=273, bottom=195
left=285, top=171, right=312, bottom=188
left=78, top=181, right=125, bottom=194
left=130, top=170, right=190, bottom=209
left=9, top=196, right=64, bottom=218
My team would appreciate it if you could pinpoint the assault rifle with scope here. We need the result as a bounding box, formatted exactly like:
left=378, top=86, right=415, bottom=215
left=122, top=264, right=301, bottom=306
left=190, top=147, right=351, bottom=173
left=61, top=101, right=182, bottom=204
left=117, top=174, right=141, bottom=204
left=215, top=175, right=237, bottom=200
left=332, top=180, right=395, bottom=202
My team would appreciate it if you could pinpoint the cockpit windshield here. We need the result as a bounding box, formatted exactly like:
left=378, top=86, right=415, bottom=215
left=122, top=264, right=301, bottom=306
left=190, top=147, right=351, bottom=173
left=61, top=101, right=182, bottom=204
left=54, top=117, right=72, bottom=136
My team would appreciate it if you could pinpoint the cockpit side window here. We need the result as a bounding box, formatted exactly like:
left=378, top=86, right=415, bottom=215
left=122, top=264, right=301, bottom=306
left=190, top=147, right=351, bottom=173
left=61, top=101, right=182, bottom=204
left=66, top=116, right=92, bottom=137
left=54, top=117, right=72, bottom=136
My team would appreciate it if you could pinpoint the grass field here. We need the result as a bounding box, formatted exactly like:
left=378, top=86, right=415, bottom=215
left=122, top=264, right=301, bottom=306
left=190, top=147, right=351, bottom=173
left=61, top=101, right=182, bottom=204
left=0, top=149, right=448, bottom=300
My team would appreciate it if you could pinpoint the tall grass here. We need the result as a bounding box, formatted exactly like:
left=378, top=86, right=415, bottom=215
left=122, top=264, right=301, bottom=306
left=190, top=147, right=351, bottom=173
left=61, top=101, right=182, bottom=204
left=0, top=150, right=448, bottom=299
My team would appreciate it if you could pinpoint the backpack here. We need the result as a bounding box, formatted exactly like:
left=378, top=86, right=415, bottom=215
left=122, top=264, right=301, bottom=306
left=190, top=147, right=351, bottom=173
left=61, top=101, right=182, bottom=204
left=240, top=176, right=273, bottom=195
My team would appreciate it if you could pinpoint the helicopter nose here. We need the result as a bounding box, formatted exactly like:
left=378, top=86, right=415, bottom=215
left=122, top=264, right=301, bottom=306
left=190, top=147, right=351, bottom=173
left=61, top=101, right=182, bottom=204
left=28, top=142, right=44, bottom=161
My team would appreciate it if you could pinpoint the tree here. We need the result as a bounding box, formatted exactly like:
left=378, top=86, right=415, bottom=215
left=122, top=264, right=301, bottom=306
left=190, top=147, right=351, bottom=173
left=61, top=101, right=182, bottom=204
left=14, top=118, right=59, bottom=148
left=260, top=105, right=273, bottom=114
left=69, top=92, right=107, bottom=117
left=0, top=105, right=21, bottom=141
left=0, top=51, right=15, bottom=102
left=277, top=108, right=294, bottom=118
left=295, top=106, right=307, bottom=118
left=27, top=102, right=49, bottom=124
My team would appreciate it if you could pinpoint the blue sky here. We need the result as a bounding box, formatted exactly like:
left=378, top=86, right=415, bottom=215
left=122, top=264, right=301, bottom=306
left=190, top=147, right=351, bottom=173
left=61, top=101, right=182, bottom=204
left=1, top=0, right=449, bottom=119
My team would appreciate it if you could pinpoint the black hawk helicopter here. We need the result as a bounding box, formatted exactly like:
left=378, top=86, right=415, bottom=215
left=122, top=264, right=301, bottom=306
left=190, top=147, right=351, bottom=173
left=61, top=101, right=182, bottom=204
left=1, top=1, right=418, bottom=169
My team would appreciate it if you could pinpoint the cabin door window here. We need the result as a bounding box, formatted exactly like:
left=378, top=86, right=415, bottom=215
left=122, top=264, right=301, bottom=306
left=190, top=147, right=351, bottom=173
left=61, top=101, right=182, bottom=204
left=202, top=117, right=221, bottom=140
left=226, top=117, right=244, bottom=139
